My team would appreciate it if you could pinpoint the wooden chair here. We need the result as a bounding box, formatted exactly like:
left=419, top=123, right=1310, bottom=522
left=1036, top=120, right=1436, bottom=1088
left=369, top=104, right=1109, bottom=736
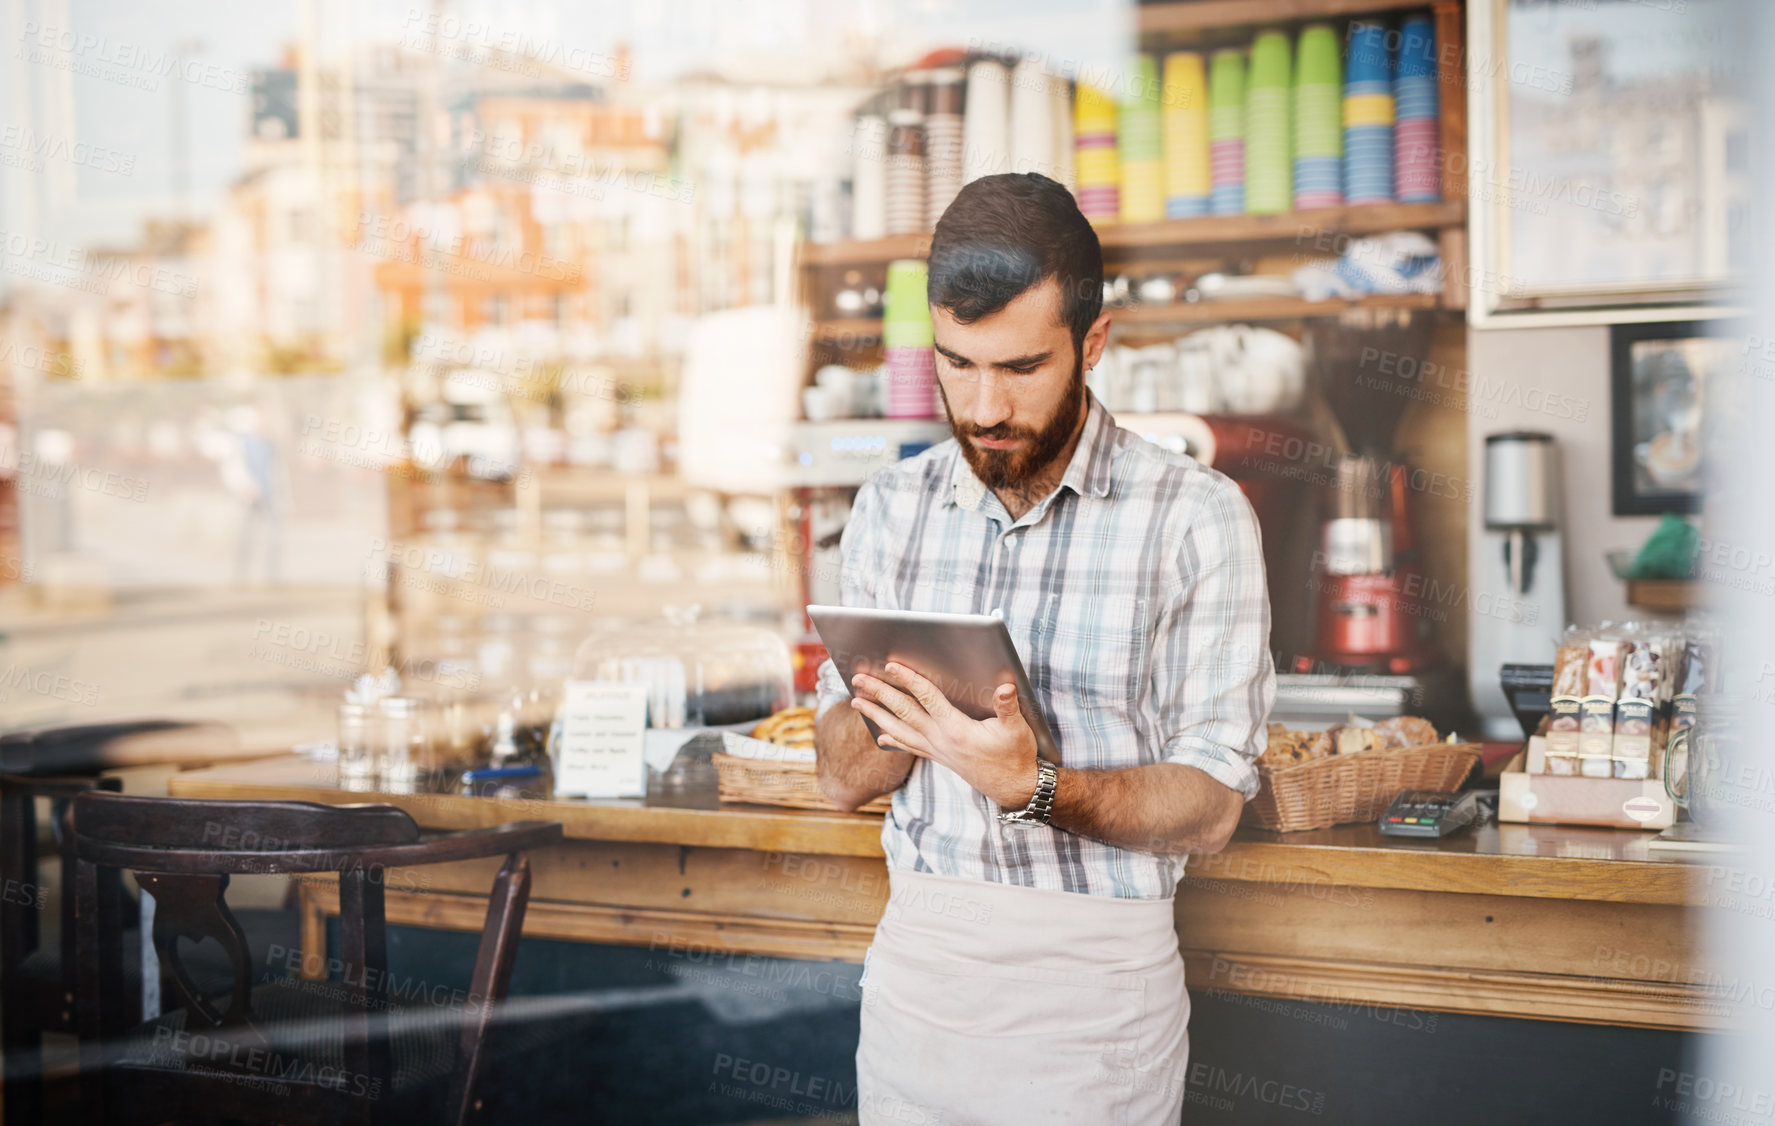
left=0, top=772, right=133, bottom=1124
left=67, top=791, right=563, bottom=1126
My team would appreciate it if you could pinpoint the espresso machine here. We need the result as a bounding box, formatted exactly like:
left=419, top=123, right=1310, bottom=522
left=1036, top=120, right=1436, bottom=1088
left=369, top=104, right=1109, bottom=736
left=1471, top=431, right=1567, bottom=738
left=1312, top=453, right=1435, bottom=671
left=1264, top=318, right=1470, bottom=732
left=1304, top=319, right=1437, bottom=673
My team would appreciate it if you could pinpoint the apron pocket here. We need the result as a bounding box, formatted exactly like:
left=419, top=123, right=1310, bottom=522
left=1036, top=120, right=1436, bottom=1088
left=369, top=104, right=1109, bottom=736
left=861, top=947, right=1154, bottom=1126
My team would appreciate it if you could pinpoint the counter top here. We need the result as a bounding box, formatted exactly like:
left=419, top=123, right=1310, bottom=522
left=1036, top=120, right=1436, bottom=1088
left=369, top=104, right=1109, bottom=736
left=166, top=754, right=889, bottom=857
left=169, top=755, right=1713, bottom=907
left=1192, top=820, right=1707, bottom=906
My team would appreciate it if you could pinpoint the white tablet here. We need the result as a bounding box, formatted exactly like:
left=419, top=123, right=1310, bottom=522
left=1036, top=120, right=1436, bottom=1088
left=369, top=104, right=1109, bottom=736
left=808, top=605, right=1062, bottom=764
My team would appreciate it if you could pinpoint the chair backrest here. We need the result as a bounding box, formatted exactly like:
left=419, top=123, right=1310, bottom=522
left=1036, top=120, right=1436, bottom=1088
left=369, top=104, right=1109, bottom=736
left=69, top=793, right=420, bottom=1033
left=67, top=790, right=560, bottom=1126
left=73, top=791, right=419, bottom=852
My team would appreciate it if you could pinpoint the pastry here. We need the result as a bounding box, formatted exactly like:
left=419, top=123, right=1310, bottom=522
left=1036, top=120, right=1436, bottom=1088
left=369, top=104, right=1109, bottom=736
left=1551, top=643, right=1588, bottom=697
left=1258, top=725, right=1321, bottom=769
left=1306, top=729, right=1336, bottom=760
left=1334, top=726, right=1381, bottom=756
left=1620, top=638, right=1659, bottom=701
left=751, top=707, right=816, bottom=748
left=1587, top=638, right=1621, bottom=698
left=1372, top=715, right=1438, bottom=750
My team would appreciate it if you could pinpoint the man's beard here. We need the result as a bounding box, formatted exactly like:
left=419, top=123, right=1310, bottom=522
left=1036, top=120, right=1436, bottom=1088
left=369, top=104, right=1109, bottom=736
left=940, top=348, right=1086, bottom=491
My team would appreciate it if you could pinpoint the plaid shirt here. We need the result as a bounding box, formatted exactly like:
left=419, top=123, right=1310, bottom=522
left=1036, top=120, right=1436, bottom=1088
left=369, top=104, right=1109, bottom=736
left=815, top=389, right=1275, bottom=899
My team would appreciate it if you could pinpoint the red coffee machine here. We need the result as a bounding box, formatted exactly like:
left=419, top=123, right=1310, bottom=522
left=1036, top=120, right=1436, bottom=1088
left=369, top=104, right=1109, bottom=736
left=1303, top=319, right=1438, bottom=673
left=1311, top=454, right=1435, bottom=671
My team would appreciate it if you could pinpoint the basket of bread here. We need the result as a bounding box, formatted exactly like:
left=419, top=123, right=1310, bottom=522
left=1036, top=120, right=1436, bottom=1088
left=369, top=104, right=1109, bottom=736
left=1245, top=716, right=1480, bottom=832
left=712, top=707, right=893, bottom=814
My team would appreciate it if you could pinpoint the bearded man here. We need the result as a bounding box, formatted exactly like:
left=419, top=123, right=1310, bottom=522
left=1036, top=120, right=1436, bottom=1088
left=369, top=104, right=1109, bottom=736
left=812, top=172, right=1277, bottom=1124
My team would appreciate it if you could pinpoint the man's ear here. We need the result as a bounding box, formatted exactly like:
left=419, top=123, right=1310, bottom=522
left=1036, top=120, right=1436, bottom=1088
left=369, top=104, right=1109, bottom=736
left=1081, top=309, right=1113, bottom=372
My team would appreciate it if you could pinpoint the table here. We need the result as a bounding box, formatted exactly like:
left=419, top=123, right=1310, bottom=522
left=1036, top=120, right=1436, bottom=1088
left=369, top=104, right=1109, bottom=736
left=168, top=755, right=1728, bottom=1032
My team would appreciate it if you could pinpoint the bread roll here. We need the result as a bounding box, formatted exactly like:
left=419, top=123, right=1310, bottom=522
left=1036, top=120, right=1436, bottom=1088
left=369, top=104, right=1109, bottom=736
left=751, top=707, right=816, bottom=747
left=1372, top=715, right=1438, bottom=750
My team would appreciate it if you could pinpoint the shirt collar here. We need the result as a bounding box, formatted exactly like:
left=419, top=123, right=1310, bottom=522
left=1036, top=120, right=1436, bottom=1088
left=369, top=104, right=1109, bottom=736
left=947, top=388, right=1115, bottom=513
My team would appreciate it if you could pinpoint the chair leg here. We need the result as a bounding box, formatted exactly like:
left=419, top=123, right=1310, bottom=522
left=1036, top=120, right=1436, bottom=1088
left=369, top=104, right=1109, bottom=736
left=73, top=859, right=105, bottom=1126
left=338, top=867, right=389, bottom=1126
left=447, top=852, right=532, bottom=1126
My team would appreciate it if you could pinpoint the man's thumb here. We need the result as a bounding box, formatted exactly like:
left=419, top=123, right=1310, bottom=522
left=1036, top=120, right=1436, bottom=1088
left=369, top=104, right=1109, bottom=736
left=995, top=684, right=1020, bottom=720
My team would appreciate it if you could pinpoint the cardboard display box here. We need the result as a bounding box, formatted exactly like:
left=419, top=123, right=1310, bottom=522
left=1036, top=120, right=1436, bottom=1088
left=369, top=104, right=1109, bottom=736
left=1498, top=738, right=1676, bottom=830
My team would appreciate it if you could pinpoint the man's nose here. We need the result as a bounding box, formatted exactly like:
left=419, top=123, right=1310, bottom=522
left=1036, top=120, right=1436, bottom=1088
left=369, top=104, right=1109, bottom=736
left=973, top=376, right=1013, bottom=429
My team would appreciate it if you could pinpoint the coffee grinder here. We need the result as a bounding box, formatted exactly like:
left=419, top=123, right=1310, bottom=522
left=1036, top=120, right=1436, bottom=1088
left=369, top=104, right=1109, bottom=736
left=1305, top=318, right=1437, bottom=673
left=1312, top=454, right=1436, bottom=670
left=1470, top=431, right=1567, bottom=738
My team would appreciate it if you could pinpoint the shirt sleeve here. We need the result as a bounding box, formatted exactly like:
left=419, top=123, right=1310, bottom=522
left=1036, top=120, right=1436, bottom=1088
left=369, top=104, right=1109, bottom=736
left=1153, top=475, right=1277, bottom=800
left=814, top=475, right=886, bottom=722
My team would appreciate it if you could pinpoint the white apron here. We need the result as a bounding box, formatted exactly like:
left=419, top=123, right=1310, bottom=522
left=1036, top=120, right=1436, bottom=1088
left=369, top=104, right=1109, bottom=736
left=856, top=869, right=1189, bottom=1126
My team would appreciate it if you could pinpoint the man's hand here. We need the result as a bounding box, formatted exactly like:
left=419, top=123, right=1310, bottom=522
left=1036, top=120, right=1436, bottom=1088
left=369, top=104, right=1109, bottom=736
left=849, top=661, right=1040, bottom=811
left=814, top=697, right=913, bottom=813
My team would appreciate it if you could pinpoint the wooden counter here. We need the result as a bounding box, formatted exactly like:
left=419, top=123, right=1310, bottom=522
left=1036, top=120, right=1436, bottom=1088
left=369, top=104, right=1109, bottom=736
left=169, top=755, right=1727, bottom=1032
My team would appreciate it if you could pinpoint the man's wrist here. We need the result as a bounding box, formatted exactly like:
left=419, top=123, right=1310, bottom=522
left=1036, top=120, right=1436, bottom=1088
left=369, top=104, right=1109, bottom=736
left=997, top=760, right=1059, bottom=826
left=995, top=762, right=1032, bottom=810
left=997, top=760, right=1051, bottom=812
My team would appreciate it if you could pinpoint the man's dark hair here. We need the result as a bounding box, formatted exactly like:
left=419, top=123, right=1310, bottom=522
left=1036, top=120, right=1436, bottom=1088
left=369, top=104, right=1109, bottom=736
left=927, top=173, right=1104, bottom=349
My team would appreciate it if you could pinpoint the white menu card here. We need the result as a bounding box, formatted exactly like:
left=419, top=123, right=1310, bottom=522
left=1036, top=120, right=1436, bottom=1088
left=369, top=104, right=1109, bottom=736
left=553, top=681, right=650, bottom=799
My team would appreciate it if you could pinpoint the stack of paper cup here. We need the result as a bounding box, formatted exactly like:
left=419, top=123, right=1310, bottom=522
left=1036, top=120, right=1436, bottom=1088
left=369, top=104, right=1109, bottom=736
left=1119, top=55, right=1165, bottom=222
left=885, top=109, right=927, bottom=234
left=963, top=59, right=1011, bottom=185
left=1292, top=24, right=1342, bottom=209
left=1162, top=52, right=1211, bottom=219
left=1209, top=49, right=1246, bottom=215
left=1343, top=22, right=1395, bottom=205
left=1394, top=15, right=1440, bottom=202
left=1074, top=82, right=1120, bottom=220
left=926, top=68, right=965, bottom=224
left=884, top=259, right=937, bottom=419
left=1245, top=31, right=1293, bottom=214
left=1051, top=75, right=1075, bottom=190
left=1010, top=57, right=1056, bottom=181
left=851, top=114, right=887, bottom=240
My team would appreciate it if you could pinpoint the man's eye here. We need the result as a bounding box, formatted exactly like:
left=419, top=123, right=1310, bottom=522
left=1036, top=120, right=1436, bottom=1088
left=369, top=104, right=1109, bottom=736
left=1005, top=366, right=1036, bottom=376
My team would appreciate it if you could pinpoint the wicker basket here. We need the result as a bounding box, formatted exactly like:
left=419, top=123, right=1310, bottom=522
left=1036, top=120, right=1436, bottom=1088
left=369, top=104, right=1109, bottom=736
left=712, top=751, right=893, bottom=814
left=1243, top=742, right=1482, bottom=832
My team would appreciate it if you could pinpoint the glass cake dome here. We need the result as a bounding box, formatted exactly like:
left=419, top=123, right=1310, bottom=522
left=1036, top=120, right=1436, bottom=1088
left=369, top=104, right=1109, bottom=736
left=568, top=604, right=792, bottom=728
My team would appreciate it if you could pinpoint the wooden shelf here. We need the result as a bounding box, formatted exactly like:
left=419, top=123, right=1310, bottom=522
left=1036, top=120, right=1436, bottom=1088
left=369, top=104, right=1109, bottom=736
left=799, top=201, right=1465, bottom=268
left=814, top=293, right=1443, bottom=338
left=1137, top=0, right=1447, bottom=36
left=1113, top=292, right=1443, bottom=324
left=811, top=317, right=885, bottom=345
left=800, top=232, right=930, bottom=267
left=1096, top=200, right=1466, bottom=252
left=1624, top=578, right=1696, bottom=613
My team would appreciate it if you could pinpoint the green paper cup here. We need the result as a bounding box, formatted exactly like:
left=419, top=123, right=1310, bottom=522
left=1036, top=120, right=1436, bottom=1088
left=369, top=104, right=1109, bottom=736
left=884, top=259, right=932, bottom=348
left=1296, top=24, right=1341, bottom=88
left=1249, top=30, right=1291, bottom=91
left=1210, top=48, right=1246, bottom=115
left=1122, top=54, right=1160, bottom=109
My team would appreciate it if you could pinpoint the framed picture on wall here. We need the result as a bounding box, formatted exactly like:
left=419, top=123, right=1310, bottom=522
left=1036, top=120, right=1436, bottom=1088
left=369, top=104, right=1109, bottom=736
left=1468, top=0, right=1748, bottom=326
left=1610, top=321, right=1738, bottom=516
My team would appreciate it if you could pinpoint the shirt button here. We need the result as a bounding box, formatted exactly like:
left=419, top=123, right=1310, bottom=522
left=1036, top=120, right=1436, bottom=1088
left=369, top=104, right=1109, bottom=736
left=989, top=607, right=1002, bottom=619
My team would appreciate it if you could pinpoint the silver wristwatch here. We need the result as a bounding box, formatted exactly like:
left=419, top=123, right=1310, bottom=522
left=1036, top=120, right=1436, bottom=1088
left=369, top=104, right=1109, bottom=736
left=998, top=760, right=1058, bottom=828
